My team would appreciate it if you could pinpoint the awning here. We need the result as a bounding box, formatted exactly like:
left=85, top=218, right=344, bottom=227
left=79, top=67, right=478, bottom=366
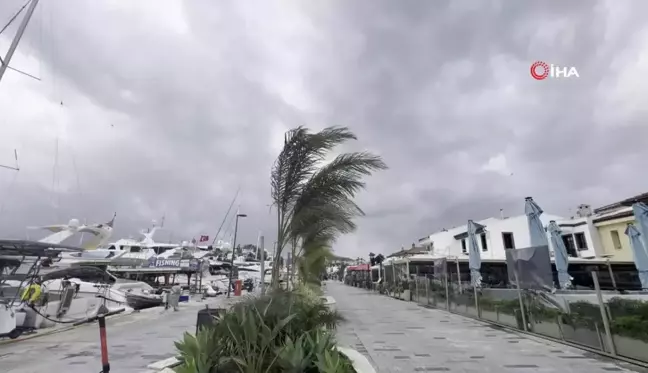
left=347, top=264, right=370, bottom=271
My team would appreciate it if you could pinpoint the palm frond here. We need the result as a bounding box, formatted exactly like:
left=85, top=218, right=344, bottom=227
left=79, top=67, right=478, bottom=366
left=270, top=127, right=358, bottom=246
left=269, top=126, right=387, bottom=288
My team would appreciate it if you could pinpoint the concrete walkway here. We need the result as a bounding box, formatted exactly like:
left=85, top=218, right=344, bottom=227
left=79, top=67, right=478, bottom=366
left=327, top=282, right=644, bottom=373
left=0, top=298, right=235, bottom=373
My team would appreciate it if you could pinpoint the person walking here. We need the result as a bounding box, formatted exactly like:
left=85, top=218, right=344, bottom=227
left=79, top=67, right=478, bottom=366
left=169, top=284, right=182, bottom=311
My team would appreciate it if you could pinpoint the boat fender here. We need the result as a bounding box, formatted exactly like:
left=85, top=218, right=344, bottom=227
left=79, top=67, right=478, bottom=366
left=20, top=284, right=42, bottom=304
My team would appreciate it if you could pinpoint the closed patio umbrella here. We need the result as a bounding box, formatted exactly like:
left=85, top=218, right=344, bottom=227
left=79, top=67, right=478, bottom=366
left=625, top=223, right=648, bottom=289
left=525, top=197, right=548, bottom=247
left=467, top=220, right=484, bottom=288
left=547, top=220, right=572, bottom=289
left=633, top=202, right=648, bottom=250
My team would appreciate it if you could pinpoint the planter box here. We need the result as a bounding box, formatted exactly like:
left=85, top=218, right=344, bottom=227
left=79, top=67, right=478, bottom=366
left=562, top=325, right=603, bottom=350
left=480, top=310, right=499, bottom=323
left=463, top=305, right=478, bottom=318
left=531, top=320, right=562, bottom=340
left=338, top=347, right=376, bottom=373
left=496, top=312, right=519, bottom=328
left=613, top=334, right=648, bottom=362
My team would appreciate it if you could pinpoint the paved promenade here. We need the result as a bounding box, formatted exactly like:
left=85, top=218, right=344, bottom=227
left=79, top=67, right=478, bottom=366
left=0, top=298, right=234, bottom=373
left=328, top=282, right=645, bottom=373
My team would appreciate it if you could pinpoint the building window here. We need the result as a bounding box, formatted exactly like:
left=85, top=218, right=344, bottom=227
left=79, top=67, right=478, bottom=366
left=480, top=233, right=488, bottom=252
left=562, top=234, right=578, bottom=257
left=611, top=230, right=623, bottom=250
left=502, top=232, right=515, bottom=249
left=574, top=232, right=588, bottom=251
left=461, top=238, right=467, bottom=254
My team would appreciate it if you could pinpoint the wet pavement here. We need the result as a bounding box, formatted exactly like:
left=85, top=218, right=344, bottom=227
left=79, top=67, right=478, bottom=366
left=0, top=298, right=235, bottom=373
left=328, top=282, right=646, bottom=373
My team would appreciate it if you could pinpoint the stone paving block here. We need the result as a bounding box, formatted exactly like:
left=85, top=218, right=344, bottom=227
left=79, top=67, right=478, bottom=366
left=326, top=282, right=645, bottom=373
left=0, top=298, right=230, bottom=373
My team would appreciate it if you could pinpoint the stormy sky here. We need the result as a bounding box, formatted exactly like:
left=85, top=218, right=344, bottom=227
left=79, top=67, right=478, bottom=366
left=0, top=0, right=646, bottom=258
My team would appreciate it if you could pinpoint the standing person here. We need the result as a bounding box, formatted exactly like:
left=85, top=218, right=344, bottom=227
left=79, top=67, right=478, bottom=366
left=169, top=284, right=182, bottom=311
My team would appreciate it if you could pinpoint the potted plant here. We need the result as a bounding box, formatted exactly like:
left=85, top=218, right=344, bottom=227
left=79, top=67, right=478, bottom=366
left=174, top=288, right=375, bottom=373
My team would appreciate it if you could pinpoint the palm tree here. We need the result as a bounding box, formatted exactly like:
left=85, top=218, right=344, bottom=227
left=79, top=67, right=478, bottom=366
left=270, top=126, right=387, bottom=288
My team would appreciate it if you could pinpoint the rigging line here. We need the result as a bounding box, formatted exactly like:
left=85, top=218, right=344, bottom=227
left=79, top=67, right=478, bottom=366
left=5, top=65, right=40, bottom=80
left=38, top=0, right=42, bottom=79
left=69, top=144, right=83, bottom=215
left=223, top=206, right=238, bottom=239
left=0, top=168, right=20, bottom=218
left=51, top=134, right=59, bottom=219
left=0, top=0, right=31, bottom=36
left=210, top=186, right=240, bottom=246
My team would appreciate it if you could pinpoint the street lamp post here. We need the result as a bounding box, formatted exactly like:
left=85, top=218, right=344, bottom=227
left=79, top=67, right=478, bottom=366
left=227, top=213, right=247, bottom=298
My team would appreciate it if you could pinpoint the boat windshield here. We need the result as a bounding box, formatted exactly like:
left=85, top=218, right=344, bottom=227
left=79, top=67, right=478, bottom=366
left=68, top=251, right=117, bottom=259
left=0, top=258, right=38, bottom=283
left=0, top=259, right=20, bottom=276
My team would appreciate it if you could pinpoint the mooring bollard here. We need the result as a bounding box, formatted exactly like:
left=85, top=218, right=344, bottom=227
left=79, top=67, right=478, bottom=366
left=98, top=314, right=110, bottom=373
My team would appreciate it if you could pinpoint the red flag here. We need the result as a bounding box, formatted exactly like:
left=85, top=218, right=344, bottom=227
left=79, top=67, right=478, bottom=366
left=199, top=235, right=209, bottom=242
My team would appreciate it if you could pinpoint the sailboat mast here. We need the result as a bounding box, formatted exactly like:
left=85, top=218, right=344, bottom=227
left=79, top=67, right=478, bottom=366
left=0, top=0, right=40, bottom=84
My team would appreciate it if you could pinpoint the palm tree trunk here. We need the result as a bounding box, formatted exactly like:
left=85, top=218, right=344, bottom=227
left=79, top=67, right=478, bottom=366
left=289, top=237, right=298, bottom=288
left=271, top=206, right=282, bottom=289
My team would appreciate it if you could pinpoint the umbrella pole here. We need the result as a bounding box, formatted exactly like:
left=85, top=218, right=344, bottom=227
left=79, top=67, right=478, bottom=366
left=605, top=260, right=617, bottom=291
left=592, top=271, right=616, bottom=355
left=455, top=258, right=462, bottom=294
left=473, top=285, right=479, bottom=317
left=444, top=268, right=450, bottom=310
left=513, top=267, right=528, bottom=332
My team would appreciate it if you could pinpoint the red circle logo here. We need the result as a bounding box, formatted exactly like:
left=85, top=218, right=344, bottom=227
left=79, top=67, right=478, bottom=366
left=530, top=61, right=549, bottom=80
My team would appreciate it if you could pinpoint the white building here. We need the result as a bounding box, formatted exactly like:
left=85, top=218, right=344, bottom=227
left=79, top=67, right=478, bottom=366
left=420, top=212, right=566, bottom=261
left=553, top=216, right=604, bottom=259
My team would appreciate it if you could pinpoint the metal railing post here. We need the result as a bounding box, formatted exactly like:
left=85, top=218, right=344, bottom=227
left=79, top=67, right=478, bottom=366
left=513, top=267, right=528, bottom=332
left=444, top=270, right=450, bottom=310
left=592, top=271, right=616, bottom=355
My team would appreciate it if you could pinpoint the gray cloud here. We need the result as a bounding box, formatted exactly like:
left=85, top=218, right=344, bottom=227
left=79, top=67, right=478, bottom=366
left=0, top=0, right=646, bottom=258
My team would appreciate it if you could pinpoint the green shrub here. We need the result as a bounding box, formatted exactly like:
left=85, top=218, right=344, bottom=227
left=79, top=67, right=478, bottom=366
left=174, top=289, right=352, bottom=373
left=477, top=294, right=648, bottom=342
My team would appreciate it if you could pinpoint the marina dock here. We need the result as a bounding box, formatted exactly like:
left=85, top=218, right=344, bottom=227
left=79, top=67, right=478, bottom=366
left=0, top=297, right=236, bottom=373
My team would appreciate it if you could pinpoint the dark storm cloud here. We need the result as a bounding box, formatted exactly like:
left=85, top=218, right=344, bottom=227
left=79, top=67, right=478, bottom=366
left=291, top=0, right=648, bottom=253
left=1, top=0, right=647, bottom=258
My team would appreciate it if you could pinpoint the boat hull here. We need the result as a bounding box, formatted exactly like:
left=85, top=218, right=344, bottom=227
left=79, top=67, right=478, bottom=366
left=125, top=293, right=163, bottom=310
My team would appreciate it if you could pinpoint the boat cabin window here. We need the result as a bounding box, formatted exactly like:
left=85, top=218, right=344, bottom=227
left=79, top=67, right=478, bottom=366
left=461, top=239, right=467, bottom=254
left=129, top=246, right=142, bottom=253
left=152, top=246, right=172, bottom=255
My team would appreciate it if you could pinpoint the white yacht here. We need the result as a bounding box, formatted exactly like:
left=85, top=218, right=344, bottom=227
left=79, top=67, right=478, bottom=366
left=1, top=217, right=167, bottom=339
left=59, top=220, right=179, bottom=267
